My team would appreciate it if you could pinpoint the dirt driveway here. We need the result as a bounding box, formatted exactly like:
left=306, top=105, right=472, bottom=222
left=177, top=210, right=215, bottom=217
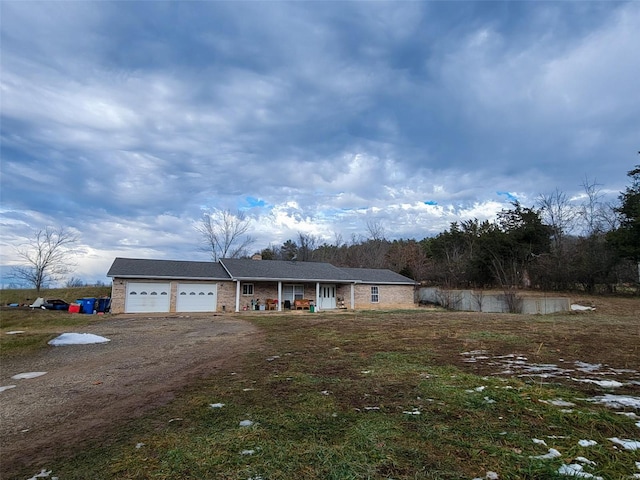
left=0, top=314, right=261, bottom=477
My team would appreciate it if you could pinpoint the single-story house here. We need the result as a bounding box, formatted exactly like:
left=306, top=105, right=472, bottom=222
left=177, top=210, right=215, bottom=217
left=106, top=257, right=417, bottom=314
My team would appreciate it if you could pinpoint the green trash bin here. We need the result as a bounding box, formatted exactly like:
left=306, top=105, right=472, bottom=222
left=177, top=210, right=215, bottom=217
left=310, top=305, right=315, bottom=313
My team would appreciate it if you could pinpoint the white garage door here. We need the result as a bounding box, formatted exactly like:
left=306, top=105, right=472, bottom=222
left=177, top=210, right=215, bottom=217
left=176, top=283, right=217, bottom=312
left=126, top=282, right=171, bottom=313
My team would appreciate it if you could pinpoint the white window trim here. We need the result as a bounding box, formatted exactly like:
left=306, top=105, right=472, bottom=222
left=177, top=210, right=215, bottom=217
left=370, top=286, right=379, bottom=303
left=242, top=283, right=254, bottom=296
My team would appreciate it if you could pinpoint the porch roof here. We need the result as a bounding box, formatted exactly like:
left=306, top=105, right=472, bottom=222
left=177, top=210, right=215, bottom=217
left=220, top=258, right=354, bottom=282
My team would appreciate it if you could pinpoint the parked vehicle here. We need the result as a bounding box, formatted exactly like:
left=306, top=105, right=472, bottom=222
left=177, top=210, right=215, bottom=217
left=42, top=299, right=70, bottom=311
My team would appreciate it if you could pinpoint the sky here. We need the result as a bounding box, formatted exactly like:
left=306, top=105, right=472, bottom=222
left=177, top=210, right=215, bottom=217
left=1, top=1, right=639, bottom=285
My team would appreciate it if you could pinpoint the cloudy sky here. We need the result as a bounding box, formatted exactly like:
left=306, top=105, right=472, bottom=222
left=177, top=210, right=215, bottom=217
left=1, top=1, right=639, bottom=285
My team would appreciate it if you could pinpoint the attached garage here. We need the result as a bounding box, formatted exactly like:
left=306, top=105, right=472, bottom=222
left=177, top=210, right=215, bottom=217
left=108, top=258, right=233, bottom=314
left=125, top=282, right=170, bottom=313
left=176, top=283, right=217, bottom=312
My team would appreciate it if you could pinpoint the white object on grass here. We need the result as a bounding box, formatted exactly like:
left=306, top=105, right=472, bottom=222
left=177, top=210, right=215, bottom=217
left=530, top=448, right=561, bottom=460
left=11, top=372, right=47, bottom=380
left=608, top=437, right=640, bottom=450
left=578, top=440, right=597, bottom=447
left=48, top=333, right=110, bottom=346
left=557, top=463, right=602, bottom=479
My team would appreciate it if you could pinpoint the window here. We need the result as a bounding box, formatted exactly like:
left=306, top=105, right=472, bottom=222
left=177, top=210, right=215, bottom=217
left=242, top=283, right=254, bottom=295
left=283, top=284, right=304, bottom=302
left=370, top=286, right=379, bottom=303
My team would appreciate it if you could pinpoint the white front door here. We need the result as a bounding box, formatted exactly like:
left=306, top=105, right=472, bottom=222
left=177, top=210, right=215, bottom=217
left=176, top=283, right=217, bottom=312
left=318, top=284, right=336, bottom=310
left=125, top=282, right=171, bottom=313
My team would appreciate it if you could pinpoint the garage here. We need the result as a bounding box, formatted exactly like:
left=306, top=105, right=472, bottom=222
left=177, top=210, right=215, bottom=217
left=176, top=283, right=217, bottom=312
left=125, top=282, right=171, bottom=313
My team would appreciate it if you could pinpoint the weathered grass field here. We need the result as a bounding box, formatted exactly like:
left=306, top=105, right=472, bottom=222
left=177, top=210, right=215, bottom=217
left=1, top=294, right=638, bottom=479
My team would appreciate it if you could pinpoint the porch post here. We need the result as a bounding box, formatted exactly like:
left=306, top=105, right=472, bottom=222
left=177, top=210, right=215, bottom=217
left=278, top=281, right=282, bottom=311
left=235, top=280, right=241, bottom=312
left=350, top=283, right=355, bottom=310
left=316, top=282, right=320, bottom=310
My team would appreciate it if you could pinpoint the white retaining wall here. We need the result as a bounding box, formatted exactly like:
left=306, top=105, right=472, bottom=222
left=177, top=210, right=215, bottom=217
left=418, top=288, right=569, bottom=314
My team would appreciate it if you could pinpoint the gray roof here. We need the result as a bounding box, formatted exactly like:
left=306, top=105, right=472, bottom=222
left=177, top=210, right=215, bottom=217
left=220, top=258, right=354, bottom=282
left=339, top=267, right=416, bottom=285
left=107, top=257, right=230, bottom=280
left=107, top=257, right=416, bottom=284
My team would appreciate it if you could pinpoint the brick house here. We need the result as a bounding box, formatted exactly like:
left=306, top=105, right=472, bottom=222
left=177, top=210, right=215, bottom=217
left=107, top=257, right=416, bottom=314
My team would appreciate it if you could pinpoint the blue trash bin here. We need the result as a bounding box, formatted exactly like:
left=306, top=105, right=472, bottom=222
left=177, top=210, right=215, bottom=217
left=97, top=297, right=111, bottom=313
left=81, top=298, right=96, bottom=314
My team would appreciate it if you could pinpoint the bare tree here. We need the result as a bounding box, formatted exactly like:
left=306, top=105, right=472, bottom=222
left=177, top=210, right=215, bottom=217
left=578, top=177, right=611, bottom=236
left=65, top=276, right=85, bottom=288
left=537, top=188, right=576, bottom=252
left=366, top=219, right=386, bottom=241
left=197, top=209, right=254, bottom=261
left=11, top=226, right=78, bottom=291
left=297, top=232, right=318, bottom=261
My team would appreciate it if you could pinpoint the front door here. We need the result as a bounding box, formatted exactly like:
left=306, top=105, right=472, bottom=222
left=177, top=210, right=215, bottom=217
left=318, top=284, right=336, bottom=310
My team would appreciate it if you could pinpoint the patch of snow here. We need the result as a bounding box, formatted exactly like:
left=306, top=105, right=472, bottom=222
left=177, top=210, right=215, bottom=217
left=11, top=372, right=47, bottom=380
left=617, top=412, right=640, bottom=419
left=608, top=437, right=640, bottom=450
left=361, top=370, right=372, bottom=374
left=48, top=333, right=110, bottom=346
left=574, top=456, right=596, bottom=466
left=0, top=385, right=17, bottom=393
left=575, top=361, right=602, bottom=372
left=557, top=463, right=602, bottom=479
left=364, top=406, right=380, bottom=411
left=484, top=396, right=496, bottom=404
left=466, top=386, right=488, bottom=393
left=239, top=420, right=254, bottom=427
left=241, top=449, right=255, bottom=455
left=587, top=394, right=640, bottom=409
left=403, top=409, right=421, bottom=415
left=578, top=440, right=598, bottom=447
left=135, top=443, right=145, bottom=449
left=571, top=304, right=595, bottom=311
left=320, top=390, right=330, bottom=395
left=530, top=448, right=561, bottom=460
left=540, top=398, right=576, bottom=407
left=209, top=403, right=225, bottom=408
left=472, top=472, right=499, bottom=480
left=5, top=330, right=25, bottom=335
left=532, top=438, right=547, bottom=446
left=572, top=378, right=624, bottom=388
left=26, top=470, right=56, bottom=480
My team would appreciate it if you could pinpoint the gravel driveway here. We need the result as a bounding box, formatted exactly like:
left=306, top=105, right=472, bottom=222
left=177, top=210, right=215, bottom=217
left=0, top=314, right=261, bottom=477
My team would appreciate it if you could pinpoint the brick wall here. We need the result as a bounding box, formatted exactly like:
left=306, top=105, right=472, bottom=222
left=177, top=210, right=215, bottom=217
left=354, top=284, right=415, bottom=310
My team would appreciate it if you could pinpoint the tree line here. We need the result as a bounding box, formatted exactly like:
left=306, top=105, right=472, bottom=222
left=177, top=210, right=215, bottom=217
left=202, top=166, right=639, bottom=294
left=9, top=165, right=639, bottom=294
